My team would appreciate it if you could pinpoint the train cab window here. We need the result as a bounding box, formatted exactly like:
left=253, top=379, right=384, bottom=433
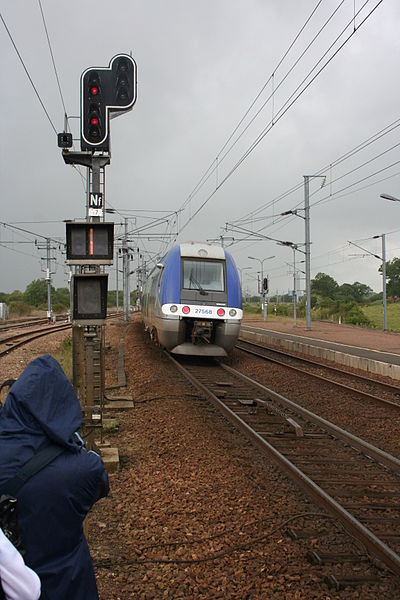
left=182, top=260, right=225, bottom=292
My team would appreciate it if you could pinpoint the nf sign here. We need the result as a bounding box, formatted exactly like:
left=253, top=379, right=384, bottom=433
left=89, top=192, right=103, bottom=216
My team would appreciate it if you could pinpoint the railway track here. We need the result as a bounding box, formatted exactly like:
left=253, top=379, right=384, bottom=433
left=234, top=337, right=400, bottom=459
left=0, top=312, right=122, bottom=358
left=236, top=338, right=400, bottom=407
left=168, top=354, right=400, bottom=580
left=0, top=322, right=72, bottom=357
left=0, top=314, right=68, bottom=333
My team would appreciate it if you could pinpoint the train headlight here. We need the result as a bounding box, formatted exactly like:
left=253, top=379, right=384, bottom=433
left=229, top=309, right=237, bottom=317
left=182, top=306, right=190, bottom=314
left=170, top=305, right=178, bottom=313
left=217, top=308, right=225, bottom=317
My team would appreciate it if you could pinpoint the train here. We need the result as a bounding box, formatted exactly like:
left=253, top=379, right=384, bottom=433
left=142, top=241, right=243, bottom=356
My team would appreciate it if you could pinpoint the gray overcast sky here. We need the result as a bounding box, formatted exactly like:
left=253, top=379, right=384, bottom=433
left=1, top=0, right=400, bottom=296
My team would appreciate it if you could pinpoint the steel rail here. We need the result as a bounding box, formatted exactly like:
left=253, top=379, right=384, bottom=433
left=222, top=363, right=400, bottom=473
left=167, top=353, right=400, bottom=576
left=0, top=313, right=121, bottom=358
left=0, top=314, right=69, bottom=332
left=236, top=339, right=400, bottom=409
left=0, top=323, right=70, bottom=346
left=238, top=333, right=400, bottom=394
left=0, top=323, right=72, bottom=358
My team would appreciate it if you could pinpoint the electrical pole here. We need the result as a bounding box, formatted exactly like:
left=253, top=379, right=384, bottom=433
left=293, top=246, right=297, bottom=327
left=304, top=176, right=311, bottom=330
left=36, top=238, right=56, bottom=322
left=349, top=237, right=388, bottom=332
left=382, top=233, right=387, bottom=331
left=116, top=248, right=119, bottom=313
left=46, top=238, right=52, bottom=322
left=123, top=218, right=130, bottom=323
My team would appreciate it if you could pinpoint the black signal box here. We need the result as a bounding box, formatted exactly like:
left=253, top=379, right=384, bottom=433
left=72, top=273, right=108, bottom=325
left=66, top=221, right=114, bottom=265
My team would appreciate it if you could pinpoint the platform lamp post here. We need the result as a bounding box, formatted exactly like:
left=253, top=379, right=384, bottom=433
left=248, top=256, right=275, bottom=320
left=278, top=241, right=305, bottom=327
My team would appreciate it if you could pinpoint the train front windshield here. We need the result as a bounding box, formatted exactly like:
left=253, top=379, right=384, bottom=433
left=182, top=260, right=225, bottom=292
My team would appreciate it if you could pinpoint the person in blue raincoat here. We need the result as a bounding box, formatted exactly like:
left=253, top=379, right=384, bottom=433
left=0, top=355, right=109, bottom=600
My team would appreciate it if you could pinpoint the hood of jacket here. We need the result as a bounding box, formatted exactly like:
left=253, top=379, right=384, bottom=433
left=0, top=355, right=82, bottom=453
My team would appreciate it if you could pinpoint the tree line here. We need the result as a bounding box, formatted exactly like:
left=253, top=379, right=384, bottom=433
left=2, top=257, right=400, bottom=321
left=0, top=279, right=130, bottom=317
left=246, top=257, right=400, bottom=326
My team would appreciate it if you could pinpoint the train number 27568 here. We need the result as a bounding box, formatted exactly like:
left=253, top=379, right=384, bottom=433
left=194, top=308, right=212, bottom=315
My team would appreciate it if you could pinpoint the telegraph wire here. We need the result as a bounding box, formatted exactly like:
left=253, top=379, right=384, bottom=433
left=0, top=243, right=42, bottom=261
left=0, top=11, right=57, bottom=135
left=222, top=161, right=400, bottom=258
left=178, top=0, right=383, bottom=236
left=220, top=0, right=383, bottom=189
left=211, top=0, right=346, bottom=182
left=310, top=159, right=400, bottom=209
left=217, top=0, right=326, bottom=161
left=178, top=0, right=333, bottom=214
left=235, top=117, right=400, bottom=227
left=8, top=220, right=66, bottom=225
left=2, top=5, right=86, bottom=187
left=228, top=166, right=400, bottom=253
left=37, top=0, right=67, bottom=117
left=0, top=221, right=62, bottom=246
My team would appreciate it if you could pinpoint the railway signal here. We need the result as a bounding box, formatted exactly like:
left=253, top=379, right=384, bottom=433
left=61, top=53, right=137, bottom=454
left=65, top=222, right=114, bottom=265
left=80, top=54, right=137, bottom=152
left=72, top=273, right=108, bottom=325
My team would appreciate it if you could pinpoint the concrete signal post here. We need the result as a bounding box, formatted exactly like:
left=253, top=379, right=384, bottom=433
left=59, top=54, right=137, bottom=450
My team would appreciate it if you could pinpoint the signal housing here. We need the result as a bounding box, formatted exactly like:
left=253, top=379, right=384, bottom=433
left=80, top=54, right=137, bottom=152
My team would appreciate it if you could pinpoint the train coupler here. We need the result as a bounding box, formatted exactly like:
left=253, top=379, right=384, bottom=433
left=191, top=320, right=213, bottom=344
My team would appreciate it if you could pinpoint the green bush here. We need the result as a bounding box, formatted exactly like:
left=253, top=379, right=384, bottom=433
left=243, top=303, right=262, bottom=314
left=52, top=303, right=68, bottom=314
left=9, top=301, right=32, bottom=317
left=275, top=304, right=289, bottom=316
left=54, top=336, right=73, bottom=381
left=343, top=305, right=372, bottom=326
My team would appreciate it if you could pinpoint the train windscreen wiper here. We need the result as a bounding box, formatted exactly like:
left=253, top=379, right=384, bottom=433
left=189, top=273, right=208, bottom=295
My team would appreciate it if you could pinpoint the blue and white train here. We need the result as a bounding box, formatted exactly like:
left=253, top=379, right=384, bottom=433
left=142, top=242, right=242, bottom=356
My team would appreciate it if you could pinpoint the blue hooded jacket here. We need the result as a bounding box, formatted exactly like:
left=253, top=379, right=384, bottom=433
left=0, top=355, right=109, bottom=600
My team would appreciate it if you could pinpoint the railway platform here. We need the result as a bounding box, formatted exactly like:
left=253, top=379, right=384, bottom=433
left=240, top=317, right=400, bottom=380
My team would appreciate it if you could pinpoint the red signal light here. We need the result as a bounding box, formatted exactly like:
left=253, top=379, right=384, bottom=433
left=90, top=85, right=99, bottom=96
left=90, top=117, right=99, bottom=126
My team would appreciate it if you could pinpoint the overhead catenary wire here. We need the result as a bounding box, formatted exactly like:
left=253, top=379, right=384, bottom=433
left=2, top=5, right=88, bottom=188
left=224, top=117, right=400, bottom=253
left=177, top=0, right=384, bottom=237
left=178, top=0, right=328, bottom=214
left=0, top=11, right=57, bottom=135
left=234, top=117, right=400, bottom=226
left=37, top=0, right=67, bottom=118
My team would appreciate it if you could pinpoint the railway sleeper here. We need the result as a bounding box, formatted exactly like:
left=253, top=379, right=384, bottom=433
left=340, top=489, right=400, bottom=498
left=313, top=478, right=400, bottom=486
left=344, top=503, right=400, bottom=511
left=307, top=550, right=368, bottom=565
left=324, top=574, right=381, bottom=591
